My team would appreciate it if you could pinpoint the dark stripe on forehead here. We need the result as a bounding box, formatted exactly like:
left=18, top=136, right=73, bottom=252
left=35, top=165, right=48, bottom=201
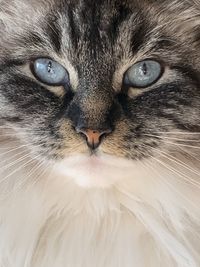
left=131, top=23, right=148, bottom=53
left=44, top=14, right=62, bottom=54
left=150, top=37, right=177, bottom=51
left=108, top=3, right=132, bottom=42
left=62, top=1, right=133, bottom=54
left=66, top=4, right=80, bottom=50
left=21, top=31, right=46, bottom=49
left=80, top=1, right=104, bottom=51
left=130, top=15, right=155, bottom=54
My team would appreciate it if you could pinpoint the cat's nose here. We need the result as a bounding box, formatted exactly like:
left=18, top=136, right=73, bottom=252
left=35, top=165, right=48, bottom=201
left=76, top=128, right=112, bottom=149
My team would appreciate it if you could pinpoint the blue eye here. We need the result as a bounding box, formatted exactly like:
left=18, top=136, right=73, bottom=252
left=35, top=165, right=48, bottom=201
left=31, top=58, right=69, bottom=86
left=124, top=60, right=163, bottom=88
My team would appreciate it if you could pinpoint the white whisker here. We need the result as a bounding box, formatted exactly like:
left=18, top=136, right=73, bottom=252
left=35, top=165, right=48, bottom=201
left=155, top=131, right=200, bottom=135
left=150, top=146, right=200, bottom=177
left=144, top=133, right=199, bottom=142
left=162, top=140, right=200, bottom=149
left=14, top=159, right=47, bottom=192
left=0, top=154, right=42, bottom=185
left=150, top=155, right=200, bottom=189
left=142, top=159, right=200, bottom=213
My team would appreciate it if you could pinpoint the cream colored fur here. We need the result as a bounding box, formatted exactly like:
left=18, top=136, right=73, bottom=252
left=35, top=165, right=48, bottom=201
left=0, top=135, right=199, bottom=267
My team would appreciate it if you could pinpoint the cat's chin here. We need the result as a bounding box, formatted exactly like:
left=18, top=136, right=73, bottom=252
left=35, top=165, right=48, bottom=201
left=53, top=154, right=135, bottom=188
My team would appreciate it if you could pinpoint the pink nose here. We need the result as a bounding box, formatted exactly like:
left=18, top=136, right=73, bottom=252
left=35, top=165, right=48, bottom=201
left=76, top=128, right=111, bottom=149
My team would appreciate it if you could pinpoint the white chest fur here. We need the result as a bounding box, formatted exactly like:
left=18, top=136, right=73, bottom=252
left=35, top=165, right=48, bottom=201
left=0, top=144, right=199, bottom=267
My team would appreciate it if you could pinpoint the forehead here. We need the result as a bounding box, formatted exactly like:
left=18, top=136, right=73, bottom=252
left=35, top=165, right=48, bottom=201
left=41, top=1, right=197, bottom=65
left=1, top=0, right=199, bottom=65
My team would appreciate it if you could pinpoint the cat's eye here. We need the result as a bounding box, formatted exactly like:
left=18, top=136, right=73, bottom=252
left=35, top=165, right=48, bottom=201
left=31, top=58, right=69, bottom=86
left=124, top=60, right=163, bottom=88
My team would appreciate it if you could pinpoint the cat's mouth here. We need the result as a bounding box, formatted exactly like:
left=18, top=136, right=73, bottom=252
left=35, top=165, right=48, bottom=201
left=53, top=153, right=136, bottom=188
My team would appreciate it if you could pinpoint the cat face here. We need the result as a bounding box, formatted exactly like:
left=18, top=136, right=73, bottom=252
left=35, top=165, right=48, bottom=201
left=0, top=0, right=200, bottom=187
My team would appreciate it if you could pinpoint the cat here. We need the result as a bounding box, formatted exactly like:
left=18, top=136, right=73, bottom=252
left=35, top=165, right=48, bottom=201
left=0, top=0, right=200, bottom=266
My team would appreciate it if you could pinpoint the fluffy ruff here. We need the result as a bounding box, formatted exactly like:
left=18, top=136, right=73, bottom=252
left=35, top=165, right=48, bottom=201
left=0, top=138, right=199, bottom=267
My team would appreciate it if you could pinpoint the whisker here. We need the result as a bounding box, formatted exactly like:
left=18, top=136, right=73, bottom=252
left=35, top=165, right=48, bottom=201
left=0, top=153, right=32, bottom=172
left=142, top=159, right=200, bottom=219
left=143, top=133, right=199, bottom=142
left=149, top=146, right=200, bottom=177
left=0, top=142, right=45, bottom=170
left=141, top=143, right=200, bottom=188
left=13, top=160, right=48, bottom=193
left=29, top=161, right=51, bottom=189
left=149, top=156, right=200, bottom=189
left=0, top=154, right=42, bottom=185
left=155, top=131, right=200, bottom=135
left=173, top=145, right=200, bottom=162
left=0, top=144, right=31, bottom=157
left=161, top=140, right=200, bottom=149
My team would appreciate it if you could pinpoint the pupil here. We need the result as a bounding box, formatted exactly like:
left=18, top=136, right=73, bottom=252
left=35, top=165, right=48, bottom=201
left=142, top=63, right=148, bottom=75
left=47, top=61, right=52, bottom=73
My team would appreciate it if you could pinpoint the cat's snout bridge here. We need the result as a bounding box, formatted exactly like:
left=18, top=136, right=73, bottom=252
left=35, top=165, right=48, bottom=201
left=76, top=128, right=112, bottom=149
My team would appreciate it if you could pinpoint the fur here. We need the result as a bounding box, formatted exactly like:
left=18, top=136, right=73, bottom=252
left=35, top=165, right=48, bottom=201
left=0, top=0, right=200, bottom=266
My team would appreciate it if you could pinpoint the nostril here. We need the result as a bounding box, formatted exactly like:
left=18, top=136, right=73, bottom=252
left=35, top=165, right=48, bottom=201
left=98, top=129, right=112, bottom=141
left=75, top=127, right=112, bottom=149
